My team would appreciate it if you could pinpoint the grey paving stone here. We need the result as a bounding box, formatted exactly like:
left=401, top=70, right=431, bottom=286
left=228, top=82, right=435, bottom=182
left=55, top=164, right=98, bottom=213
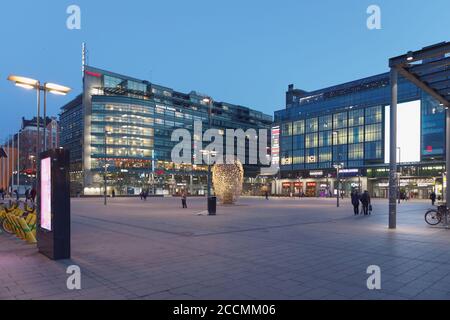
left=1, top=197, right=450, bottom=300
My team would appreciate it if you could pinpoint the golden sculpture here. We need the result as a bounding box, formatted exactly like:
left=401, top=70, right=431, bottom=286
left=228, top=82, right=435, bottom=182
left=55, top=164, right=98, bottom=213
left=212, top=160, right=244, bottom=204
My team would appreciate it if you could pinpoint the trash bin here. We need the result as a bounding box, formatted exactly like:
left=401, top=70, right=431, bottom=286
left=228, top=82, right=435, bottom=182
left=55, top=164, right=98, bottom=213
left=208, top=197, right=217, bottom=215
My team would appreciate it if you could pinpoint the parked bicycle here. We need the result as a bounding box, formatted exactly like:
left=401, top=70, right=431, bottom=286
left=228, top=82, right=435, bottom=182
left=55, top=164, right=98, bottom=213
left=425, top=204, right=449, bottom=226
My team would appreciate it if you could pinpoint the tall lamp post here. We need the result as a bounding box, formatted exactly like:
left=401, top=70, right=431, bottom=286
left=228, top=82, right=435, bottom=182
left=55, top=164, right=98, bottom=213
left=397, top=147, right=401, bottom=204
left=202, top=97, right=214, bottom=198
left=104, top=130, right=112, bottom=206
left=334, top=163, right=344, bottom=208
left=7, top=76, right=71, bottom=187
left=201, top=149, right=217, bottom=215
left=332, top=131, right=344, bottom=207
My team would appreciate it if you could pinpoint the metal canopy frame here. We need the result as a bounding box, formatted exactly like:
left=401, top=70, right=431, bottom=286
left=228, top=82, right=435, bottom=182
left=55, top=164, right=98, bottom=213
left=388, top=41, right=450, bottom=229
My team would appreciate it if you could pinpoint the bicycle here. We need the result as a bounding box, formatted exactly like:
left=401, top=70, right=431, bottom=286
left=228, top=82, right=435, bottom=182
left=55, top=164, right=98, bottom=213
left=425, top=204, right=449, bottom=226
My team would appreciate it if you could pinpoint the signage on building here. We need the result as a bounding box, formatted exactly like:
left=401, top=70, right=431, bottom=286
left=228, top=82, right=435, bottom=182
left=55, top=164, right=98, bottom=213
left=306, top=182, right=317, bottom=187
left=271, top=126, right=280, bottom=166
left=307, top=156, right=316, bottom=163
left=282, top=182, right=292, bottom=188
left=340, top=169, right=359, bottom=174
left=310, top=170, right=323, bottom=177
left=294, top=182, right=303, bottom=188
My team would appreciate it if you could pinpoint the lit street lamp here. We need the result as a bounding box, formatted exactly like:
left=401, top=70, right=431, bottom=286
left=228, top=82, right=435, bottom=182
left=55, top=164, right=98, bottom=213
left=7, top=75, right=71, bottom=187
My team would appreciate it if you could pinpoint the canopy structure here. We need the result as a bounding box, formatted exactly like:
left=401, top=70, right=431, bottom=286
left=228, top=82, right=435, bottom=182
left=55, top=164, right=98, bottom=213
left=388, top=42, right=450, bottom=229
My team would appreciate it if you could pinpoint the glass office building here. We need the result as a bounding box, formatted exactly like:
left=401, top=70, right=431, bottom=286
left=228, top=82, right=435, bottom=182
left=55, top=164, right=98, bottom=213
left=274, top=73, right=446, bottom=199
left=60, top=66, right=272, bottom=196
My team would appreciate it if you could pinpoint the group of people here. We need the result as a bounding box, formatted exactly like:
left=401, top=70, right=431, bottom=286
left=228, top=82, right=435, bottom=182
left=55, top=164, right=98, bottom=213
left=0, top=187, right=36, bottom=203
left=351, top=189, right=372, bottom=216
left=139, top=189, right=150, bottom=201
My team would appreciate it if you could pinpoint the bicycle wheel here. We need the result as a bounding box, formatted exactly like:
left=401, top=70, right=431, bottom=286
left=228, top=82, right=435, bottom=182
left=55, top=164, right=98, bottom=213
left=425, top=210, right=442, bottom=226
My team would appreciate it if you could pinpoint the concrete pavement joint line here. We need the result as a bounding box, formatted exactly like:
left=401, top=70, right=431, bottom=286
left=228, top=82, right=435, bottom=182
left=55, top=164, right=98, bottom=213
left=75, top=212, right=362, bottom=238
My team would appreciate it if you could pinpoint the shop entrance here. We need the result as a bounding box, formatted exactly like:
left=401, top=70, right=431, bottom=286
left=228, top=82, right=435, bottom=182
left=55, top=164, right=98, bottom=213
left=305, top=182, right=317, bottom=197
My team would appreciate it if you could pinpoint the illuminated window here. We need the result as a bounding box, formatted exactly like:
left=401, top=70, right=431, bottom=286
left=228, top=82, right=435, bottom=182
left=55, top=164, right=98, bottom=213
left=305, top=133, right=318, bottom=148
left=282, top=123, right=293, bottom=136
left=306, top=118, right=318, bottom=133
left=365, top=124, right=382, bottom=142
left=333, top=112, right=348, bottom=129
left=349, top=144, right=364, bottom=160
left=293, top=120, right=305, bottom=135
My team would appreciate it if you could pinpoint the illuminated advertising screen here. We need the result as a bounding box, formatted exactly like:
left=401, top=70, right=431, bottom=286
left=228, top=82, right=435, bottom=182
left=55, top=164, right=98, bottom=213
left=385, top=100, right=421, bottom=164
left=41, top=157, right=52, bottom=231
left=271, top=126, right=280, bottom=166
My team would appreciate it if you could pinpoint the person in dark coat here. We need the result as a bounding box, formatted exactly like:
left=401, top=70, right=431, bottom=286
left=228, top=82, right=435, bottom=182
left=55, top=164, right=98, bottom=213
left=181, top=191, right=188, bottom=209
left=351, top=190, right=360, bottom=216
left=360, top=191, right=371, bottom=216
left=30, top=188, right=37, bottom=203
left=430, top=192, right=437, bottom=206
left=25, top=189, right=30, bottom=203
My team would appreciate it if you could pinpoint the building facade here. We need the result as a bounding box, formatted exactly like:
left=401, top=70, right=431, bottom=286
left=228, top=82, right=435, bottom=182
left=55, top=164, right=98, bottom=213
left=1, top=117, right=60, bottom=193
left=274, top=73, right=445, bottom=199
left=60, top=66, right=273, bottom=196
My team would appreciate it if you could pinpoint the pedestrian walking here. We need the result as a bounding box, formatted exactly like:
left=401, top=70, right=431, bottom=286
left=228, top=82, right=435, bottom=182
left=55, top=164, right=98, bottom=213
left=30, top=188, right=37, bottom=203
left=265, top=191, right=269, bottom=200
left=351, top=190, right=360, bottom=216
left=360, top=190, right=371, bottom=216
left=430, top=191, right=437, bottom=206
left=181, top=191, right=188, bottom=209
left=25, top=189, right=30, bottom=203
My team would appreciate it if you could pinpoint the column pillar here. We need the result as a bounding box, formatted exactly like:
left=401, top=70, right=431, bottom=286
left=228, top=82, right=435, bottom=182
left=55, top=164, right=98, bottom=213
left=445, top=106, right=450, bottom=226
left=389, top=68, right=398, bottom=229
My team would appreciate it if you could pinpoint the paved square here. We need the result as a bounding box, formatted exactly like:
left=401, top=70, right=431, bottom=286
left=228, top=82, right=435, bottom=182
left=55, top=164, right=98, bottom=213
left=1, top=197, right=450, bottom=300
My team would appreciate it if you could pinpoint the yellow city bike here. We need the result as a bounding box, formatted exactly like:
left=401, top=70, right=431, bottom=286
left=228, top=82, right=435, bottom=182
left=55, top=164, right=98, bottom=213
left=1, top=203, right=37, bottom=237
left=0, top=203, right=20, bottom=234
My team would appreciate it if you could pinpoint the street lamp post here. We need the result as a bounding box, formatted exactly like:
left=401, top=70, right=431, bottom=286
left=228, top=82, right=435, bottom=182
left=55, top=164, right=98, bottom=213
left=7, top=76, right=71, bottom=189
left=17, top=129, right=20, bottom=189
left=104, top=130, right=111, bottom=206
left=332, top=131, right=344, bottom=207
left=397, top=147, right=401, bottom=204
left=202, top=97, right=217, bottom=215
left=334, top=163, right=344, bottom=208
left=202, top=97, right=214, bottom=199
left=201, top=149, right=217, bottom=215
left=358, top=171, right=362, bottom=193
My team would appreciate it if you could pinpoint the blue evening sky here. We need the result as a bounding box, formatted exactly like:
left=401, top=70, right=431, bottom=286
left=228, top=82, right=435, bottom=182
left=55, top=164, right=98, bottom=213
left=0, top=0, right=449, bottom=137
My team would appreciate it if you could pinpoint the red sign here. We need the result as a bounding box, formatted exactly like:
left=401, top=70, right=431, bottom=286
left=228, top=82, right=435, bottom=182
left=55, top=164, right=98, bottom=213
left=426, top=146, right=433, bottom=153
left=306, top=182, right=317, bottom=187
left=282, top=182, right=292, bottom=188
left=85, top=71, right=102, bottom=78
left=294, top=182, right=303, bottom=188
